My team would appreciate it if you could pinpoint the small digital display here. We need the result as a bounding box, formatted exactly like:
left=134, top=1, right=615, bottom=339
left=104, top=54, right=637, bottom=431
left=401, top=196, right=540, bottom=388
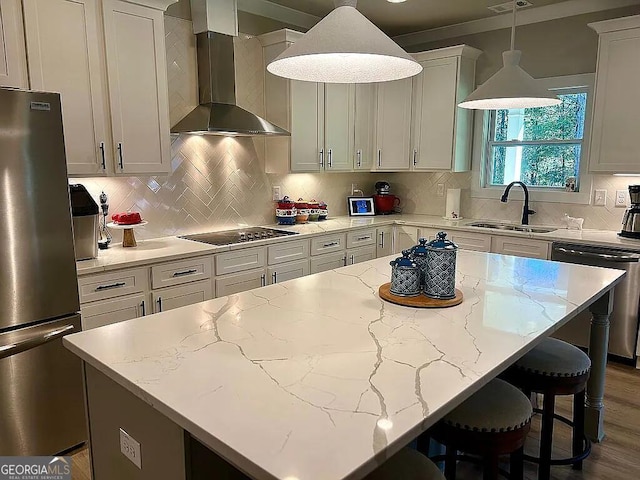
left=351, top=199, right=372, bottom=214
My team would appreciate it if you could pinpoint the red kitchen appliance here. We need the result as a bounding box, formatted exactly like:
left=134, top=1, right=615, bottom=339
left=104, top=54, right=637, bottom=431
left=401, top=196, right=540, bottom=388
left=373, top=181, right=401, bottom=215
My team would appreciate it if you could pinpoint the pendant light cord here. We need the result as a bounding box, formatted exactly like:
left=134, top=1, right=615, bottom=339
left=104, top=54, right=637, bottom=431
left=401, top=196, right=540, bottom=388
left=510, top=0, right=517, bottom=50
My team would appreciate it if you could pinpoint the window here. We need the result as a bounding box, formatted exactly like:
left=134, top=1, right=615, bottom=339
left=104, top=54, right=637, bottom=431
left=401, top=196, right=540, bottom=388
left=485, top=87, right=589, bottom=191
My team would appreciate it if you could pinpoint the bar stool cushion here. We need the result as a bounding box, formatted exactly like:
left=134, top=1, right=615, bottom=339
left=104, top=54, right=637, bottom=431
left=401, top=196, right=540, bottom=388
left=514, top=338, right=591, bottom=378
left=442, top=379, right=532, bottom=433
left=364, top=447, right=445, bottom=480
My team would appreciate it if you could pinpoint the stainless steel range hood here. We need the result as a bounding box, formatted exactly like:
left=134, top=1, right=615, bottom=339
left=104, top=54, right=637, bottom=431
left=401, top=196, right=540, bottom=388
left=171, top=2, right=288, bottom=136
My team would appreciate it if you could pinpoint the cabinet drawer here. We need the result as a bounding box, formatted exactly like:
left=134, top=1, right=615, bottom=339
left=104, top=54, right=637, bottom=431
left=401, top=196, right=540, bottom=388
left=346, top=228, right=376, bottom=249
left=492, top=236, right=550, bottom=260
left=267, top=239, right=309, bottom=266
left=268, top=259, right=309, bottom=284
left=310, top=233, right=346, bottom=256
left=347, top=245, right=376, bottom=265
left=215, top=269, right=266, bottom=297
left=449, top=231, right=491, bottom=252
left=152, top=280, right=213, bottom=313
left=81, top=293, right=147, bottom=330
left=151, top=256, right=212, bottom=289
left=310, top=251, right=346, bottom=274
left=78, top=268, right=148, bottom=303
left=215, top=247, right=266, bottom=275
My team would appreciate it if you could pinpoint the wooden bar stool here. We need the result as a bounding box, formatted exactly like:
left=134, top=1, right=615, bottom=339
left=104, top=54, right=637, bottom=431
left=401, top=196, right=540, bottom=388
left=502, top=338, right=591, bottom=480
left=420, top=378, right=533, bottom=480
left=365, top=447, right=445, bottom=480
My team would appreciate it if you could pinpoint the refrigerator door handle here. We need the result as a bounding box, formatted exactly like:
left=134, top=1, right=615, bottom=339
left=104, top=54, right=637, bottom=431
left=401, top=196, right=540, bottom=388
left=0, top=324, right=76, bottom=360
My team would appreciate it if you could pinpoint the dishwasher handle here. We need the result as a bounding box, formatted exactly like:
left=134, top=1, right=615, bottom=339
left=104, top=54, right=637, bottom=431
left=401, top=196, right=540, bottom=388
left=554, top=246, right=640, bottom=263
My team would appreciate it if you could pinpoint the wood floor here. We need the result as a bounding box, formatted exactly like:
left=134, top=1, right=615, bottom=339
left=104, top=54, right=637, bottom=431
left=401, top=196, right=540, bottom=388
left=70, top=363, right=640, bottom=480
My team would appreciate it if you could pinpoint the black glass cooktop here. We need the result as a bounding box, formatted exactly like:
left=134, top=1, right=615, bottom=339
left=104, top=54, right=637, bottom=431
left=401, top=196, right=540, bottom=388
left=180, top=227, right=298, bottom=246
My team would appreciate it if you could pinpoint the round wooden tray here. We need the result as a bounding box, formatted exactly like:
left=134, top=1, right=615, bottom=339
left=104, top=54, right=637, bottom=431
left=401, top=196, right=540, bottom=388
left=378, top=283, right=463, bottom=308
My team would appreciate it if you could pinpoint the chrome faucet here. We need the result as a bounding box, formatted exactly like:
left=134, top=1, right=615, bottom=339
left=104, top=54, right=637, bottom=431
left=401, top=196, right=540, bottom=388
left=501, top=181, right=536, bottom=225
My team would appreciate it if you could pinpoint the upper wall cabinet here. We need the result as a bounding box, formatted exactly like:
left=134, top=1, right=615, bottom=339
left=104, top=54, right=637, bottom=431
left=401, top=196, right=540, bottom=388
left=0, top=0, right=28, bottom=88
left=411, top=45, right=481, bottom=172
left=374, top=77, right=413, bottom=171
left=588, top=15, right=640, bottom=173
left=23, top=0, right=171, bottom=176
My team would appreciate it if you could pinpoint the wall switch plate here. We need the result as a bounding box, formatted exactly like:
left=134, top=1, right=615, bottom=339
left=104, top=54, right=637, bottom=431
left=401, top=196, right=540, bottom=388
left=594, top=189, right=607, bottom=206
left=351, top=183, right=359, bottom=195
left=120, top=428, right=142, bottom=469
left=615, top=190, right=628, bottom=207
left=436, top=184, right=445, bottom=197
left=272, top=186, right=281, bottom=201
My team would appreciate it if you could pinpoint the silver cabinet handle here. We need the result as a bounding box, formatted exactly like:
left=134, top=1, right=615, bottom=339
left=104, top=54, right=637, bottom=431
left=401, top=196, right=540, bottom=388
left=172, top=269, right=198, bottom=277
left=356, top=149, right=362, bottom=168
left=260, top=273, right=266, bottom=287
left=378, top=149, right=382, bottom=168
left=356, top=235, right=371, bottom=241
left=95, top=282, right=126, bottom=291
left=328, top=149, right=333, bottom=168
left=343, top=255, right=347, bottom=266
left=379, top=231, right=385, bottom=248
left=156, top=297, right=162, bottom=312
left=0, top=324, right=76, bottom=360
left=117, top=142, right=124, bottom=169
left=99, top=142, right=106, bottom=170
left=319, top=149, right=324, bottom=168
left=272, top=272, right=277, bottom=284
left=350, top=255, right=355, bottom=265
left=413, top=149, right=418, bottom=167
left=323, top=241, right=339, bottom=248
left=141, top=300, right=146, bottom=316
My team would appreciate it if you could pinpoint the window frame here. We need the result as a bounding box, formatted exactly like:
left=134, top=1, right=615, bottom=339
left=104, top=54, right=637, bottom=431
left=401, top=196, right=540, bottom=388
left=471, top=73, right=595, bottom=205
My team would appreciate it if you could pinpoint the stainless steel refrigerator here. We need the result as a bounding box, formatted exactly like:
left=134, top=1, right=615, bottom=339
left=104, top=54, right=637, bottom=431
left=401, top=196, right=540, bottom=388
left=0, top=88, right=86, bottom=455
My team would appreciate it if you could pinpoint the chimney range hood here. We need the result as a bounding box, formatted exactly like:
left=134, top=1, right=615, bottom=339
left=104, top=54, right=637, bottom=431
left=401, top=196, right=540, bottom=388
left=171, top=2, right=288, bottom=137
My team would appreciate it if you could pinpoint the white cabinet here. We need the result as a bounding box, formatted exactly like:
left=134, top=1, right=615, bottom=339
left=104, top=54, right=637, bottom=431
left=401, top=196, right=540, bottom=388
left=411, top=46, right=481, bottom=172
left=268, top=259, right=309, bottom=284
left=354, top=84, right=376, bottom=170
left=589, top=16, right=640, bottom=173
left=215, top=269, right=266, bottom=297
left=323, top=83, right=355, bottom=171
left=375, top=78, right=413, bottom=171
left=150, top=256, right=212, bottom=289
left=376, top=226, right=393, bottom=258
left=81, top=292, right=147, bottom=330
left=268, top=240, right=309, bottom=266
left=491, top=236, right=550, bottom=259
left=394, top=225, right=420, bottom=252
left=346, top=228, right=376, bottom=249
left=215, top=247, right=266, bottom=276
left=290, top=80, right=323, bottom=172
left=0, top=0, right=28, bottom=88
left=310, top=233, right=347, bottom=256
left=78, top=267, right=149, bottom=304
left=346, top=245, right=376, bottom=265
left=310, top=251, right=346, bottom=274
left=449, top=231, right=491, bottom=252
left=152, top=280, right=213, bottom=313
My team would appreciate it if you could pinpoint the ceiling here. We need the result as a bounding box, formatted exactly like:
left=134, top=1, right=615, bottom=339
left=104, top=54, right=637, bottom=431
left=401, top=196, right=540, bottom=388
left=266, top=0, right=567, bottom=35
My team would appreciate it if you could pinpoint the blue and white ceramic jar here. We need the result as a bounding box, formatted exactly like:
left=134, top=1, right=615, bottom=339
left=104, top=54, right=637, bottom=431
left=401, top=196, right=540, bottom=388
left=410, top=238, right=429, bottom=289
left=424, top=232, right=458, bottom=300
left=389, top=250, right=421, bottom=297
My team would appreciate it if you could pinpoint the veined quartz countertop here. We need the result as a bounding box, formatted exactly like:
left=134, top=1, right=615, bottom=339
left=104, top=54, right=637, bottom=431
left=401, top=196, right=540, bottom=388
left=76, top=214, right=640, bottom=276
left=65, top=251, right=624, bottom=480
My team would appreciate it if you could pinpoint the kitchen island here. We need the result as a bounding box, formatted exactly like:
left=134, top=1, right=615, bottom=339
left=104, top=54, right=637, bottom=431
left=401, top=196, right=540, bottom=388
left=65, top=251, right=623, bottom=480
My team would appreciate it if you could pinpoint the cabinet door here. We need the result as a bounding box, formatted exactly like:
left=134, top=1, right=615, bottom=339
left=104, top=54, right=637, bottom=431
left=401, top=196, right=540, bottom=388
left=0, top=0, right=28, bottom=88
left=81, top=293, right=146, bottom=330
left=589, top=28, right=640, bottom=173
left=267, top=239, right=309, bottom=266
left=151, top=256, right=212, bottom=289
left=394, top=225, right=420, bottom=253
left=24, top=0, right=111, bottom=176
left=449, top=231, right=491, bottom=252
left=413, top=58, right=457, bottom=171
left=215, top=269, right=266, bottom=297
left=310, top=233, right=347, bottom=256
left=152, top=280, right=213, bottom=313
left=346, top=228, right=376, bottom=249
left=268, top=259, right=309, bottom=284
left=309, top=251, right=346, bottom=274
left=78, top=267, right=149, bottom=304
left=491, top=236, right=550, bottom=259
left=347, top=245, right=376, bottom=265
left=376, top=226, right=393, bottom=258
left=375, top=78, right=412, bottom=171
left=215, top=247, right=266, bottom=276
left=102, top=0, right=170, bottom=175
left=290, top=80, right=323, bottom=172
left=324, top=83, right=354, bottom=171
left=354, top=84, right=376, bottom=170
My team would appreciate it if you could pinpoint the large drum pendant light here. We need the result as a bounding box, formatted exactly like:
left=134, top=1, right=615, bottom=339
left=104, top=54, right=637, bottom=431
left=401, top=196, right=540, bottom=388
left=267, top=0, right=422, bottom=83
left=459, top=1, right=560, bottom=110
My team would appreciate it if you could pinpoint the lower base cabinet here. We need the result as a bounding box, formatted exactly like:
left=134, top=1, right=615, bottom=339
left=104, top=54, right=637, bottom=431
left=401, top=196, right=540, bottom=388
left=268, top=259, right=309, bottom=284
left=492, top=236, right=550, bottom=259
left=81, top=292, right=147, bottom=330
left=310, top=251, right=347, bottom=274
left=152, top=280, right=213, bottom=313
left=376, top=226, right=393, bottom=258
left=215, top=269, right=266, bottom=297
left=347, top=245, right=376, bottom=265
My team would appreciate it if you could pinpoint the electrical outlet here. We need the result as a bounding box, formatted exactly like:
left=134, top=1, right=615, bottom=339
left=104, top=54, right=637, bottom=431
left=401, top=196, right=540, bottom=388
left=351, top=183, right=359, bottom=195
left=272, top=186, right=281, bottom=201
left=594, top=189, right=607, bottom=206
left=120, top=428, right=142, bottom=469
left=436, top=184, right=445, bottom=197
left=615, top=190, right=628, bottom=207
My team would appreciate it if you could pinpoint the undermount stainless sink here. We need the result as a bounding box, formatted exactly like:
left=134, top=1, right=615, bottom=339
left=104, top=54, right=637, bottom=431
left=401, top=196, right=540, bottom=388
left=467, top=222, right=557, bottom=234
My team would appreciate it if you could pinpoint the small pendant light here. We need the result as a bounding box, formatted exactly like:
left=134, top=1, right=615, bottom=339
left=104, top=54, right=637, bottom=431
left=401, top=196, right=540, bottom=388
left=267, top=0, right=422, bottom=84
left=459, top=1, right=560, bottom=110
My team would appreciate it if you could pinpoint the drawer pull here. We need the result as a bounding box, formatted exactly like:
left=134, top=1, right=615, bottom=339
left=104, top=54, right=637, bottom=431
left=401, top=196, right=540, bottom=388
left=95, top=282, right=126, bottom=291
left=350, top=255, right=355, bottom=265
left=272, top=272, right=277, bottom=284
left=157, top=297, right=162, bottom=312
left=356, top=236, right=371, bottom=241
left=379, top=231, right=385, bottom=248
left=323, top=241, right=339, bottom=248
left=260, top=274, right=266, bottom=287
left=141, top=300, right=146, bottom=316
left=172, top=269, right=198, bottom=277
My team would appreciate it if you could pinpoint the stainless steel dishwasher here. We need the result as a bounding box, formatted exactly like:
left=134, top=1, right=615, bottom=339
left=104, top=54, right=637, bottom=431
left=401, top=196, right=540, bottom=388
left=551, top=242, right=640, bottom=361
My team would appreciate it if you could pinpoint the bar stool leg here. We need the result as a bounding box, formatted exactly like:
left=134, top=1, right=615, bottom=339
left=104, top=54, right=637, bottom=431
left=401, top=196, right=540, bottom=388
left=445, top=444, right=457, bottom=480
left=510, top=446, right=524, bottom=480
left=539, top=393, right=556, bottom=480
left=573, top=389, right=586, bottom=470
left=483, top=455, right=499, bottom=480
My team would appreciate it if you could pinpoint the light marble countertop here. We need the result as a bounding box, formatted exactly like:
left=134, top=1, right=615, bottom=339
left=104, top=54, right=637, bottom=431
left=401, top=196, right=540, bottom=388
left=76, top=214, right=640, bottom=276
left=65, top=251, right=623, bottom=480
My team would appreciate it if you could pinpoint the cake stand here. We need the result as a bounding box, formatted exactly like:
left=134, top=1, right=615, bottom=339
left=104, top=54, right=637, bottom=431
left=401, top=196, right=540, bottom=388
left=106, top=221, right=148, bottom=247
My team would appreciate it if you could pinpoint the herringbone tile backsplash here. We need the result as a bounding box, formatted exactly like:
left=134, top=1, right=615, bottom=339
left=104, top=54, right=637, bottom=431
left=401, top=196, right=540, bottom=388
left=74, top=16, right=628, bottom=241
